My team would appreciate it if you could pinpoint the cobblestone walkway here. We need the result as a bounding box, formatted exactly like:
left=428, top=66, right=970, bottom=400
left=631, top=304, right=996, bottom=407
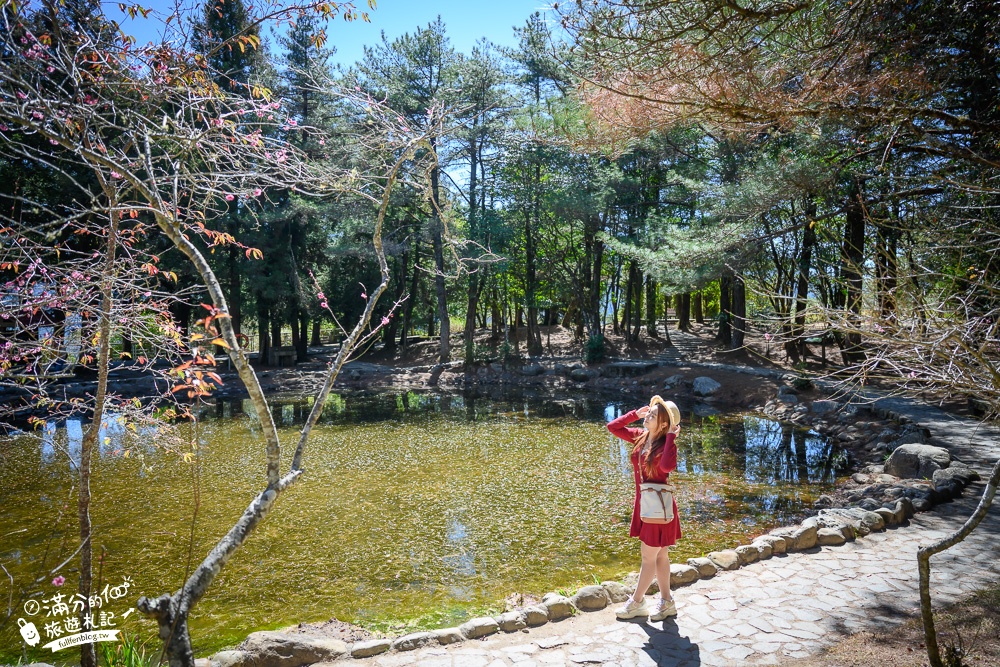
left=352, top=400, right=1000, bottom=667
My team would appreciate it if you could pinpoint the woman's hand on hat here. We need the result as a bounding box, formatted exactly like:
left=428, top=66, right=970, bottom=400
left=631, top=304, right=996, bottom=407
left=635, top=406, right=650, bottom=418
left=669, top=424, right=681, bottom=436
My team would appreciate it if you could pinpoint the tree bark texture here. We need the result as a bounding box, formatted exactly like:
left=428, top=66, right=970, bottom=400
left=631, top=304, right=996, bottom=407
left=717, top=275, right=732, bottom=345
left=731, top=275, right=747, bottom=350
left=645, top=276, right=657, bottom=337
left=430, top=149, right=450, bottom=363
left=918, top=456, right=1000, bottom=667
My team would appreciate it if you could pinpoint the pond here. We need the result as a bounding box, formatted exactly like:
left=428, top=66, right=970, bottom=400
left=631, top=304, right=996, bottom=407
left=0, top=391, right=847, bottom=660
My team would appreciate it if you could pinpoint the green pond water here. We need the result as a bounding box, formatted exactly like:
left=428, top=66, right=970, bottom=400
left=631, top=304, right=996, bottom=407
left=0, top=391, right=847, bottom=661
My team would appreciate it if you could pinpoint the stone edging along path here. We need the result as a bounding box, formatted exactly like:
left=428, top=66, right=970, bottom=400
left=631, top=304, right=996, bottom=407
left=204, top=367, right=991, bottom=667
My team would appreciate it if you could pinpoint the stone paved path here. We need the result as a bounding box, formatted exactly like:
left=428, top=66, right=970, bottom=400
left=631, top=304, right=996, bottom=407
left=349, top=398, right=1000, bottom=667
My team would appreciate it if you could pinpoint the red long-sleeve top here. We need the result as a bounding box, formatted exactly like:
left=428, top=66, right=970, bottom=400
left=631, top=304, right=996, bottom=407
left=607, top=409, right=678, bottom=482
left=607, top=409, right=682, bottom=547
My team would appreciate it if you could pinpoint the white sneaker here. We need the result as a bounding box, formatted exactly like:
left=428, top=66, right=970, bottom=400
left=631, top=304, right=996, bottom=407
left=616, top=597, right=650, bottom=619
left=649, top=596, right=677, bottom=621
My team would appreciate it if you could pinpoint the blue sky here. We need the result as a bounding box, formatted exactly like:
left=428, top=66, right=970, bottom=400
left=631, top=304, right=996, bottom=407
left=109, top=0, right=553, bottom=68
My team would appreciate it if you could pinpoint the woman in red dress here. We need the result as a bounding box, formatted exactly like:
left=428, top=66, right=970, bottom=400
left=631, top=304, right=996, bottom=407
left=607, top=395, right=682, bottom=621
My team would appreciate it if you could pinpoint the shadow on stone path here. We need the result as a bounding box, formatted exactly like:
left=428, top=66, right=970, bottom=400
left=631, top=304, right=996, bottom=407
left=348, top=397, right=1000, bottom=667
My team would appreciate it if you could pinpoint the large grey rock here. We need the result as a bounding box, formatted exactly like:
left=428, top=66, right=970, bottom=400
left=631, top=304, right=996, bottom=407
left=460, top=617, right=499, bottom=639
left=497, top=611, right=527, bottom=632
left=571, top=585, right=610, bottom=611
left=692, top=376, right=722, bottom=397
left=523, top=605, right=550, bottom=626
left=817, top=527, right=848, bottom=546
left=210, top=651, right=250, bottom=667
left=788, top=525, right=818, bottom=551
left=707, top=549, right=741, bottom=570
left=933, top=465, right=980, bottom=488
left=622, top=572, right=659, bottom=595
left=885, top=444, right=951, bottom=479
left=875, top=507, right=897, bottom=526
left=391, top=632, right=435, bottom=651
left=238, top=632, right=348, bottom=667
left=811, top=400, right=839, bottom=415
left=757, top=534, right=788, bottom=555
left=541, top=593, right=576, bottom=620
left=433, top=628, right=464, bottom=645
left=601, top=581, right=632, bottom=602
left=687, top=557, right=720, bottom=577
left=520, top=363, right=545, bottom=376
left=570, top=368, right=597, bottom=382
left=751, top=540, right=773, bottom=559
left=735, top=545, right=760, bottom=565
left=669, top=564, right=700, bottom=586
left=663, top=374, right=685, bottom=389
left=821, top=508, right=885, bottom=536
left=350, top=639, right=391, bottom=658
left=777, top=393, right=799, bottom=405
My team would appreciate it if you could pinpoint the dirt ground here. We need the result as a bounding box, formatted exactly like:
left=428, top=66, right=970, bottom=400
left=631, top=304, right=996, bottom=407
left=781, top=584, right=1000, bottom=667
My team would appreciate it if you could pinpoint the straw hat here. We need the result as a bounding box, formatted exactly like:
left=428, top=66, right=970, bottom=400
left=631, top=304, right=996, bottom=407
left=649, top=395, right=681, bottom=430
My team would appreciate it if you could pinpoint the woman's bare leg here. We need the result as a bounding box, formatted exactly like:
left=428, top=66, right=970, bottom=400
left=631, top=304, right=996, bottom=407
left=655, top=547, right=673, bottom=600
left=631, top=542, right=660, bottom=602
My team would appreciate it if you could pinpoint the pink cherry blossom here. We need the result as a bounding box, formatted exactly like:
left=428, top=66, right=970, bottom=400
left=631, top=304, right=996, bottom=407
left=360, top=292, right=367, bottom=300
left=381, top=316, right=390, bottom=326
left=111, top=171, right=121, bottom=179
left=225, top=194, right=235, bottom=201
left=253, top=188, right=262, bottom=197
left=52, top=576, right=65, bottom=586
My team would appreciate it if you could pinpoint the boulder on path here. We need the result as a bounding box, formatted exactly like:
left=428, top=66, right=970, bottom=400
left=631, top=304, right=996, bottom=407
left=885, top=444, right=951, bottom=479
left=707, top=549, right=741, bottom=570
left=817, top=527, right=849, bottom=546
left=601, top=581, right=632, bottom=602
left=391, top=632, right=435, bottom=652
left=687, top=557, right=720, bottom=577
left=460, top=617, right=499, bottom=639
left=541, top=593, right=576, bottom=620
left=524, top=606, right=550, bottom=627
left=350, top=640, right=391, bottom=658
left=692, top=376, right=722, bottom=397
left=210, top=652, right=249, bottom=667
left=669, top=564, right=700, bottom=586
left=571, top=585, right=610, bottom=611
left=237, top=632, right=348, bottom=667
left=497, top=611, right=527, bottom=632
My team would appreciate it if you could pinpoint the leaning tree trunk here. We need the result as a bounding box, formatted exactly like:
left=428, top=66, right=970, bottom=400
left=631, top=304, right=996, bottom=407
left=918, top=456, right=1000, bottom=667
left=135, top=138, right=421, bottom=667
left=76, top=185, right=122, bottom=667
